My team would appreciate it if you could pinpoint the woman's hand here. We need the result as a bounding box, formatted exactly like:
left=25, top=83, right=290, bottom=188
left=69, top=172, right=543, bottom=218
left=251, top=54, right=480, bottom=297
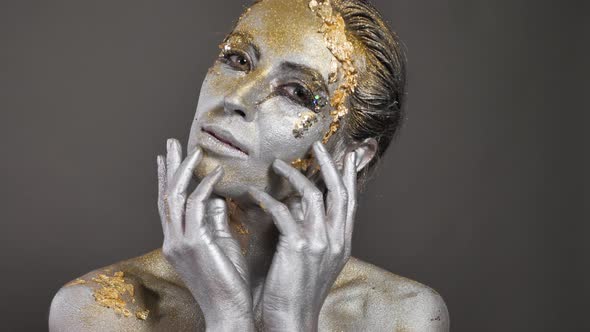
left=248, top=141, right=358, bottom=332
left=157, top=139, right=255, bottom=332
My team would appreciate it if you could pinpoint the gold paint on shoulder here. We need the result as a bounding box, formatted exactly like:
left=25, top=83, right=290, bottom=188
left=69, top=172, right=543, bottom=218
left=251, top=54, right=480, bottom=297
left=135, top=309, right=150, bottom=320
left=90, top=271, right=149, bottom=320
left=91, top=271, right=134, bottom=317
left=65, top=278, right=87, bottom=287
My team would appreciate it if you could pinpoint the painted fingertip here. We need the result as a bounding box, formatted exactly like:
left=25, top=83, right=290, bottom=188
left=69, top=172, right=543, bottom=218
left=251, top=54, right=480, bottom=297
left=313, top=141, right=326, bottom=152
left=348, top=151, right=357, bottom=165
left=272, top=159, right=290, bottom=171
left=167, top=138, right=177, bottom=150
left=212, top=165, right=224, bottom=174
left=188, top=148, right=203, bottom=162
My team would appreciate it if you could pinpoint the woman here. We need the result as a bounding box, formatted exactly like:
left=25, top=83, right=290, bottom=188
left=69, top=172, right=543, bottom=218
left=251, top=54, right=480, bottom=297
left=49, top=0, right=449, bottom=330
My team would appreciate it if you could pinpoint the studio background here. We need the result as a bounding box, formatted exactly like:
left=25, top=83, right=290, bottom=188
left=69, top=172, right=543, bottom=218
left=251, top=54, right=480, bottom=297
left=0, top=0, right=585, bottom=331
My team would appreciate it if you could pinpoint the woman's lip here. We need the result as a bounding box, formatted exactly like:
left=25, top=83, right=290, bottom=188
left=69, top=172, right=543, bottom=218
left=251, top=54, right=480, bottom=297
left=201, top=126, right=249, bottom=156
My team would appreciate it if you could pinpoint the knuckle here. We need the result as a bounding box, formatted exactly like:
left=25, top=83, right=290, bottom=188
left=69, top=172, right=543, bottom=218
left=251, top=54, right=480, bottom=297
left=330, top=243, right=345, bottom=256
left=161, top=243, right=176, bottom=259
left=273, top=203, right=290, bottom=216
left=309, top=240, right=328, bottom=254
left=291, top=237, right=309, bottom=252
left=307, top=189, right=324, bottom=202
left=337, top=188, right=348, bottom=201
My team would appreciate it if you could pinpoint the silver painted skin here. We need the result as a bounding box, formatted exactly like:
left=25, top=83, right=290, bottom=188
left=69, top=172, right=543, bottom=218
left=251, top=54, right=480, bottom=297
left=49, top=0, right=449, bottom=331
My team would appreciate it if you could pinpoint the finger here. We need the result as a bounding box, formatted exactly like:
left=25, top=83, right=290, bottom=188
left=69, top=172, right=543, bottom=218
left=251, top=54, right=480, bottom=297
left=272, top=159, right=326, bottom=241
left=273, top=157, right=326, bottom=216
left=166, top=139, right=182, bottom=185
left=185, top=166, right=224, bottom=239
left=169, top=147, right=203, bottom=196
left=207, top=196, right=230, bottom=235
left=157, top=155, right=170, bottom=236
left=248, top=187, right=299, bottom=237
left=206, top=197, right=249, bottom=283
left=342, top=151, right=358, bottom=256
left=312, top=141, right=348, bottom=224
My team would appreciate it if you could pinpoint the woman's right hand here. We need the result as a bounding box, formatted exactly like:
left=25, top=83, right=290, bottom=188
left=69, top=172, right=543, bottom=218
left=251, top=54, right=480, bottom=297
left=157, top=139, right=255, bottom=332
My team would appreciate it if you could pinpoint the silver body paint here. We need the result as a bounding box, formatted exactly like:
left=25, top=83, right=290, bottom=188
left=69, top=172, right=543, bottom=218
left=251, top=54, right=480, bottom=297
left=49, top=1, right=449, bottom=331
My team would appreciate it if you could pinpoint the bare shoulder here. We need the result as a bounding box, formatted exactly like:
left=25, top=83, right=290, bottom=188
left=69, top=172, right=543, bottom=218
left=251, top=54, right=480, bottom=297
left=320, top=257, right=450, bottom=332
left=49, top=249, right=194, bottom=332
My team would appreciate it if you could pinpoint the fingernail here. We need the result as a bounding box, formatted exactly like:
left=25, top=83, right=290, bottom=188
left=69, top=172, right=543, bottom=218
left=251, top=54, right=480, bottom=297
left=348, top=151, right=357, bottom=164
left=188, top=147, right=201, bottom=158
left=313, top=141, right=326, bottom=152
left=167, top=138, right=175, bottom=150
left=273, top=159, right=288, bottom=170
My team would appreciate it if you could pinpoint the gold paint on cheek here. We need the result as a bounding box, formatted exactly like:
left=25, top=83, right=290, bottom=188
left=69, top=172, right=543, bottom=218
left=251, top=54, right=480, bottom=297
left=293, top=111, right=319, bottom=138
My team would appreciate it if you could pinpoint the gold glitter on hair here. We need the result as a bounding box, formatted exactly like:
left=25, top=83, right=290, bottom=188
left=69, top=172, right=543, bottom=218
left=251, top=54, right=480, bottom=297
left=309, top=0, right=358, bottom=143
left=91, top=271, right=138, bottom=318
left=293, top=112, right=319, bottom=138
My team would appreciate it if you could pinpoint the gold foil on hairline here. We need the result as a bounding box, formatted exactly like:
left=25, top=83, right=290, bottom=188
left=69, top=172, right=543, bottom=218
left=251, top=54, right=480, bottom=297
left=309, top=0, right=359, bottom=144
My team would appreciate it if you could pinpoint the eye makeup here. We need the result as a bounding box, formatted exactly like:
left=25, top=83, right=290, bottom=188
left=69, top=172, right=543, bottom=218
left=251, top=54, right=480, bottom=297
left=293, top=111, right=319, bottom=139
left=218, top=32, right=260, bottom=72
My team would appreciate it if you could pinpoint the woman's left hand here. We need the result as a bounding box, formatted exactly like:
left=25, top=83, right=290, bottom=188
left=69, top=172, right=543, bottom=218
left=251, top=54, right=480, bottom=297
left=248, top=141, right=358, bottom=332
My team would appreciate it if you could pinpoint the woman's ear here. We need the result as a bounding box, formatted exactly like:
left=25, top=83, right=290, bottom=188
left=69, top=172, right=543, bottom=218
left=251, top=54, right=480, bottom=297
left=348, top=138, right=378, bottom=173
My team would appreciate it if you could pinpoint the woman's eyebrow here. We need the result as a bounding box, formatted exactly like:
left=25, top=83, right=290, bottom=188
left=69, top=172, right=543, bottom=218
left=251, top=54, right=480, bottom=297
left=280, top=62, right=328, bottom=92
left=224, top=31, right=261, bottom=61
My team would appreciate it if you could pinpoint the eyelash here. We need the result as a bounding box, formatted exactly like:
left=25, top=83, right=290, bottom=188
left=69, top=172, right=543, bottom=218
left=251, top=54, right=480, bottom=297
left=278, top=83, right=326, bottom=112
left=218, top=49, right=327, bottom=112
left=219, top=49, right=252, bottom=72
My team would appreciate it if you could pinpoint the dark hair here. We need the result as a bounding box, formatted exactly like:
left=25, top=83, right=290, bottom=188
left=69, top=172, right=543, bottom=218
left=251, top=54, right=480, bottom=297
left=333, top=0, right=407, bottom=183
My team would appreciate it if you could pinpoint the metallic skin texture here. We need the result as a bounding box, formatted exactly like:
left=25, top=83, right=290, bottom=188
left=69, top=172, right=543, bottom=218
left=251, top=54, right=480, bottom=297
left=49, top=0, right=449, bottom=331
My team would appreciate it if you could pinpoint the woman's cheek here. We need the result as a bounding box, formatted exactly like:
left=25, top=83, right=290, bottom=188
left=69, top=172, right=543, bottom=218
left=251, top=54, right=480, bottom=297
left=259, top=101, right=330, bottom=162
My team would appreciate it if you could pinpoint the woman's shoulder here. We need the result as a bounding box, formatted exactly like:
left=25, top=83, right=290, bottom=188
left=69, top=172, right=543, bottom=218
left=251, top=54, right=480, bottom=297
left=48, top=249, right=196, bottom=332
left=321, top=257, right=450, bottom=331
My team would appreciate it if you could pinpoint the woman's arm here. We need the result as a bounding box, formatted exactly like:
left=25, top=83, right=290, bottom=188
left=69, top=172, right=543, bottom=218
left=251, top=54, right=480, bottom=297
left=158, top=139, right=255, bottom=331
left=249, top=142, right=358, bottom=332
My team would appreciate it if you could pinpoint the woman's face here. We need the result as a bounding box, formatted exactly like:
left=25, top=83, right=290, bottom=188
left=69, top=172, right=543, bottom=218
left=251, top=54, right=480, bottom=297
left=188, top=0, right=344, bottom=198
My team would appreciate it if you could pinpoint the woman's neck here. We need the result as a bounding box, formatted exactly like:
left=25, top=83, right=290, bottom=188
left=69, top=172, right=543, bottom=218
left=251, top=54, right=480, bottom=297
left=226, top=198, right=280, bottom=307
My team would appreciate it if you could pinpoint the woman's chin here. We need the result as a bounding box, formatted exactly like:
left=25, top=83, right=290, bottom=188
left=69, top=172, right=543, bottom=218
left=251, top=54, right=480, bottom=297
left=193, top=155, right=269, bottom=199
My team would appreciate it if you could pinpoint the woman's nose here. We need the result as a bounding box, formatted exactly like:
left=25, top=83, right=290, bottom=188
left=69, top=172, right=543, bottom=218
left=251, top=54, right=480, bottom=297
left=223, top=70, right=270, bottom=122
left=223, top=95, right=250, bottom=120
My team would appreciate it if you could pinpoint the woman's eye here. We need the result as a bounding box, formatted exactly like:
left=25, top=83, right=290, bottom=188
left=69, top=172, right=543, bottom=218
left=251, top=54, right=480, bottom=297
left=220, top=51, right=251, bottom=72
left=280, top=84, right=327, bottom=112
left=282, top=84, right=313, bottom=106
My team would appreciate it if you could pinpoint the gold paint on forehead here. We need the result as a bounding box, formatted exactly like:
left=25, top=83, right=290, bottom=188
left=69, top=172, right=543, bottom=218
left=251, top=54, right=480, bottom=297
left=236, top=0, right=324, bottom=56
left=309, top=0, right=359, bottom=143
left=293, top=111, right=319, bottom=138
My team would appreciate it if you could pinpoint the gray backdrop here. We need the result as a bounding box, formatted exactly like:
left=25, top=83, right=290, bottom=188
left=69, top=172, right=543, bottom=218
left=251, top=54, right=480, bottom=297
left=0, top=0, right=585, bottom=331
